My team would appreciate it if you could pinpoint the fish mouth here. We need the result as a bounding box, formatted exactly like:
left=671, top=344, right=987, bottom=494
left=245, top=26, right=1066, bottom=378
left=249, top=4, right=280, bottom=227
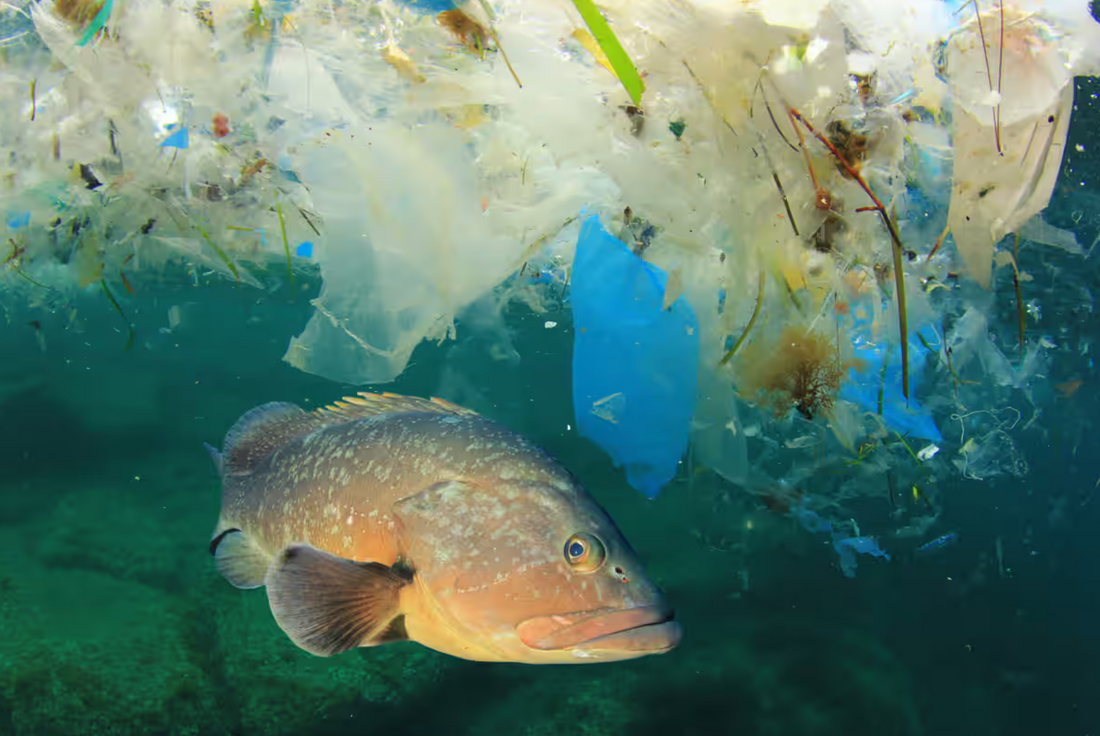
left=515, top=604, right=681, bottom=655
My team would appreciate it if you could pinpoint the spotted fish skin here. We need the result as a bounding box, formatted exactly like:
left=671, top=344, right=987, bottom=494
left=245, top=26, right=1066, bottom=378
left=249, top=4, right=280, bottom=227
left=217, top=411, right=575, bottom=568
left=209, top=393, right=680, bottom=664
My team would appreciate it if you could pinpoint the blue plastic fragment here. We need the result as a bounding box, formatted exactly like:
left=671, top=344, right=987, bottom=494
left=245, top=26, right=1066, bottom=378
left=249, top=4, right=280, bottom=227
left=296, top=241, right=313, bottom=258
left=392, top=0, right=456, bottom=13
left=793, top=502, right=834, bottom=535
left=839, top=313, right=942, bottom=442
left=793, top=501, right=890, bottom=577
left=76, top=0, right=113, bottom=47
left=276, top=156, right=303, bottom=184
left=915, top=532, right=958, bottom=556
left=6, top=211, right=30, bottom=229
left=833, top=535, right=890, bottom=578
left=160, top=124, right=190, bottom=149
left=570, top=215, right=700, bottom=499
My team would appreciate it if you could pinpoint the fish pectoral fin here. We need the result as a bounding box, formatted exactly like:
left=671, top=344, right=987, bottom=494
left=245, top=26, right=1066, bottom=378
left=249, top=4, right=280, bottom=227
left=211, top=529, right=269, bottom=589
left=265, top=544, right=409, bottom=657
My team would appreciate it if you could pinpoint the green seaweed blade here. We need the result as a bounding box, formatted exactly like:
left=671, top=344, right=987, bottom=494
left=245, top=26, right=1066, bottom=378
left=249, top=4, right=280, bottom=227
left=571, top=0, right=645, bottom=107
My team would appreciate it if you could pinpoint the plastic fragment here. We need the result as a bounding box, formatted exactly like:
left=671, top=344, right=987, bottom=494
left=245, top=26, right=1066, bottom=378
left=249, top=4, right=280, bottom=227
left=160, top=124, right=190, bottom=150
left=571, top=216, right=699, bottom=499
left=793, top=502, right=891, bottom=577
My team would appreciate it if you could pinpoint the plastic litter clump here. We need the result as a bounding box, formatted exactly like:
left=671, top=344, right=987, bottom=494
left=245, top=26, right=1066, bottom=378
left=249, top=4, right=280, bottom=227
left=571, top=215, right=700, bottom=499
left=0, top=0, right=1097, bottom=535
left=794, top=501, right=891, bottom=578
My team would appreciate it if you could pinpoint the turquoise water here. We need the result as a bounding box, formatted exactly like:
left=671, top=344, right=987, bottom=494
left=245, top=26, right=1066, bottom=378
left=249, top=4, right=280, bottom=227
left=3, top=199, right=1100, bottom=734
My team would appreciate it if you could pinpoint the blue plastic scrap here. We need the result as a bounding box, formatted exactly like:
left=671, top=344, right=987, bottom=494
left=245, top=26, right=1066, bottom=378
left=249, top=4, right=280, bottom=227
left=839, top=311, right=942, bottom=442
left=6, top=211, right=30, bottom=229
left=833, top=535, right=890, bottom=578
left=160, top=124, right=190, bottom=150
left=570, top=215, right=700, bottom=499
left=392, top=0, right=456, bottom=12
left=793, top=501, right=890, bottom=578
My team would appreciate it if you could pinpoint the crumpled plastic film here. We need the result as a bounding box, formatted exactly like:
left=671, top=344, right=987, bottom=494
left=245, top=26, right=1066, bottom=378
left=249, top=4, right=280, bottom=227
left=283, top=122, right=524, bottom=385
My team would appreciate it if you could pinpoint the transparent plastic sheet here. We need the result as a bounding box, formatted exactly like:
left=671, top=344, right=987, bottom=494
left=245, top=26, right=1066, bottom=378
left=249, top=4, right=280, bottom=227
left=283, top=122, right=527, bottom=384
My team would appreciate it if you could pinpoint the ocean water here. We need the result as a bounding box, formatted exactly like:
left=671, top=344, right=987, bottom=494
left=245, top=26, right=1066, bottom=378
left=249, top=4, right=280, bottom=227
left=3, top=198, right=1100, bottom=736
left=3, top=2, right=1100, bottom=735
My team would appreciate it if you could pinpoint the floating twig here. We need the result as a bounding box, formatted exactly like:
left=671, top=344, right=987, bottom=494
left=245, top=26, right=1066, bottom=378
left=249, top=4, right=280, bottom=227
left=752, top=79, right=799, bottom=153
left=683, top=59, right=736, bottom=136
left=196, top=224, right=240, bottom=281
left=969, top=0, right=1003, bottom=154
left=1012, top=233, right=1025, bottom=358
left=474, top=0, right=522, bottom=89
left=752, top=123, right=799, bottom=236
left=100, top=279, right=134, bottom=350
left=720, top=268, right=766, bottom=366
left=276, top=197, right=294, bottom=298
left=120, top=253, right=136, bottom=295
left=927, top=223, right=950, bottom=260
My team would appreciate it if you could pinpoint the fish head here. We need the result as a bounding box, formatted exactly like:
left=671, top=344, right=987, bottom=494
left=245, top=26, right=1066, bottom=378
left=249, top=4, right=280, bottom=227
left=394, top=479, right=680, bottom=664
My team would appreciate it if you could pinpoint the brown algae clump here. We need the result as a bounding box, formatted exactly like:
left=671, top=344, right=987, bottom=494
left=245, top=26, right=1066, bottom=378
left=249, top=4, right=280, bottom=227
left=737, top=327, right=859, bottom=421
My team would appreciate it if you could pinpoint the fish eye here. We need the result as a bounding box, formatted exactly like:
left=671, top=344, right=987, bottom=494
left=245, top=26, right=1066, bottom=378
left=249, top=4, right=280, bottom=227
left=563, top=532, right=606, bottom=573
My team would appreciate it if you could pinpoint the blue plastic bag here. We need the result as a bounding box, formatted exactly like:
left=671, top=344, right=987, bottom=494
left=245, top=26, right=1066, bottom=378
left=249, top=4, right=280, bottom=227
left=570, top=215, right=699, bottom=499
left=839, top=310, right=942, bottom=442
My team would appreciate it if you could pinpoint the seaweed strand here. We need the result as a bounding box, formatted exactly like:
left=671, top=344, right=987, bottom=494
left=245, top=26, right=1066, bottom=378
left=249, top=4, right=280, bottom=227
left=720, top=268, right=766, bottom=366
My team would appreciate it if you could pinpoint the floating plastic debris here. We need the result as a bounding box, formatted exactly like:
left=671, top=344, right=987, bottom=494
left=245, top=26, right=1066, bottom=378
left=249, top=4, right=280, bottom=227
left=571, top=216, right=700, bottom=499
left=915, top=532, right=958, bottom=557
left=0, top=0, right=1095, bottom=525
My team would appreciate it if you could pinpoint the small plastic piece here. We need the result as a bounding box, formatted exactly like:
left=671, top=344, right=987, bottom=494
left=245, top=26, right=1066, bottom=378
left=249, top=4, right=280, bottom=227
left=793, top=502, right=891, bottom=578
left=392, top=0, right=456, bottom=13
left=570, top=215, right=699, bottom=499
left=833, top=535, right=890, bottom=578
left=840, top=315, right=942, bottom=442
left=160, top=124, right=189, bottom=150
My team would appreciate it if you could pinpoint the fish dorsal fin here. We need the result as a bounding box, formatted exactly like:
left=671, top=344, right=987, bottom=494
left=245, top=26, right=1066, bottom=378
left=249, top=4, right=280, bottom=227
left=314, top=392, right=479, bottom=422
left=222, top=401, right=324, bottom=476
left=265, top=544, right=410, bottom=657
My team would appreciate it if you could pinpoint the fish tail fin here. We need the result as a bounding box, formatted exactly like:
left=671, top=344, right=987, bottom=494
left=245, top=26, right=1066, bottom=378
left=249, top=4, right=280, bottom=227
left=222, top=401, right=322, bottom=475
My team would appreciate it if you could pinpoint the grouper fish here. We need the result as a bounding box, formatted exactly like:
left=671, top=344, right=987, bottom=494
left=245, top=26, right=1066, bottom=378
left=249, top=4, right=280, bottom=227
left=207, top=392, right=681, bottom=664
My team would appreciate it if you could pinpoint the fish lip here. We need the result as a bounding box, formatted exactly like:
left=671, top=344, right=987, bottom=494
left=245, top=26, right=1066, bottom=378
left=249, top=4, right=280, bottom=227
left=515, top=604, right=680, bottom=653
left=572, top=619, right=682, bottom=656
